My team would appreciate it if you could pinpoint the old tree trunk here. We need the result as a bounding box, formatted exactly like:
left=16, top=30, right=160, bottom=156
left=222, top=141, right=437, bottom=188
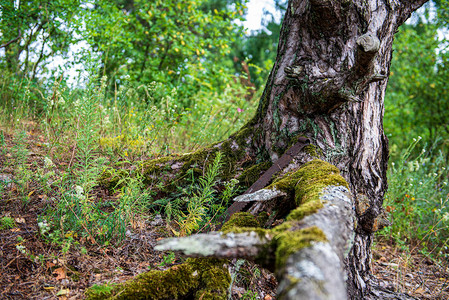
left=88, top=1, right=430, bottom=300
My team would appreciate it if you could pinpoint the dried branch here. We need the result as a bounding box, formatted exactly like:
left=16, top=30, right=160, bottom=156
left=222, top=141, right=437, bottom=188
left=0, top=29, right=22, bottom=49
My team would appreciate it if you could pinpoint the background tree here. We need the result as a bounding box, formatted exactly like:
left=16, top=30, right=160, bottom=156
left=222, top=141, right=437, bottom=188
left=385, top=3, right=449, bottom=154
left=231, top=0, right=287, bottom=89
left=83, top=0, right=247, bottom=104
left=0, top=0, right=81, bottom=79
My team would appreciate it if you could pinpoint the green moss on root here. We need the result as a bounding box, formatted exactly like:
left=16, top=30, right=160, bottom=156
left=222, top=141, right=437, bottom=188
left=98, top=167, right=129, bottom=191
left=269, top=159, right=348, bottom=205
left=303, top=144, right=322, bottom=158
left=222, top=159, right=348, bottom=269
left=256, top=211, right=270, bottom=226
left=85, top=258, right=230, bottom=300
left=221, top=212, right=261, bottom=233
left=141, top=156, right=175, bottom=186
left=140, top=127, right=255, bottom=189
left=274, top=226, right=327, bottom=268
left=286, top=199, right=324, bottom=222
left=194, top=258, right=231, bottom=300
left=85, top=283, right=117, bottom=300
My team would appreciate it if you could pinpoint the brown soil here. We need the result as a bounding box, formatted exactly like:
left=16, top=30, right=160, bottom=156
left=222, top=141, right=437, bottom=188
left=371, top=240, right=449, bottom=299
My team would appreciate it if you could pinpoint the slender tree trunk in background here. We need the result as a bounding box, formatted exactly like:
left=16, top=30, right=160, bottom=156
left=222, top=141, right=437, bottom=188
left=246, top=0, right=428, bottom=298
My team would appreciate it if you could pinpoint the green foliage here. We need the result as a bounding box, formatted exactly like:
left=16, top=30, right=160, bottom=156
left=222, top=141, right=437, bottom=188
left=379, top=139, right=449, bottom=259
left=0, top=68, right=251, bottom=250
left=42, top=167, right=151, bottom=246
left=385, top=12, right=449, bottom=153
left=10, top=131, right=33, bottom=202
left=165, top=152, right=239, bottom=236
left=0, top=0, right=82, bottom=77
left=82, top=0, right=247, bottom=102
left=0, top=216, right=15, bottom=230
left=231, top=0, right=286, bottom=88
left=96, top=79, right=255, bottom=157
left=158, top=251, right=176, bottom=267
left=241, top=290, right=258, bottom=300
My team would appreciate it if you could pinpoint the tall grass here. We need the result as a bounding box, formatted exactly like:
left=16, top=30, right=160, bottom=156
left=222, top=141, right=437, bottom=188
left=380, top=137, right=449, bottom=259
left=0, top=74, right=254, bottom=250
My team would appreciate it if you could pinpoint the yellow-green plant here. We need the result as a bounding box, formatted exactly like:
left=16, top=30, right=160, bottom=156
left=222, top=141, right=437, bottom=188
left=169, top=152, right=239, bottom=236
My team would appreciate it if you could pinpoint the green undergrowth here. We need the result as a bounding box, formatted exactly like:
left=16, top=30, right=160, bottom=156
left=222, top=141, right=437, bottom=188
left=147, top=151, right=241, bottom=237
left=0, top=73, right=256, bottom=257
left=378, top=138, right=449, bottom=260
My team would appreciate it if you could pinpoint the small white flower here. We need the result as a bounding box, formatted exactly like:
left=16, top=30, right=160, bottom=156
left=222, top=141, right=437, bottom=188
left=16, top=245, right=27, bottom=254
left=38, top=220, right=50, bottom=235
left=443, top=213, right=449, bottom=222
left=44, top=157, right=54, bottom=168
left=413, top=138, right=417, bottom=142
left=74, top=185, right=84, bottom=199
left=418, top=136, right=422, bottom=140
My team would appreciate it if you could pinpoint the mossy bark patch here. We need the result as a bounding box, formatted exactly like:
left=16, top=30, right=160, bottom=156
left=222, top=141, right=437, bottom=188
left=138, top=126, right=256, bottom=192
left=269, top=159, right=348, bottom=206
left=303, top=144, right=322, bottom=158
left=274, top=226, right=327, bottom=269
left=85, top=258, right=230, bottom=300
left=221, top=212, right=261, bottom=233
left=98, top=167, right=130, bottom=191
left=237, top=162, right=272, bottom=187
left=286, top=199, right=323, bottom=222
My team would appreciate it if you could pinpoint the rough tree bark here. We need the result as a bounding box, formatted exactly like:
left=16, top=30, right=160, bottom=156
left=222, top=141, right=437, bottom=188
left=90, top=1, right=430, bottom=299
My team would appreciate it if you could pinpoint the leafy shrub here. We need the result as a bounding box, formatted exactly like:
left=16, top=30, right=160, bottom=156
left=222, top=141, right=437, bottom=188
left=380, top=137, right=449, bottom=259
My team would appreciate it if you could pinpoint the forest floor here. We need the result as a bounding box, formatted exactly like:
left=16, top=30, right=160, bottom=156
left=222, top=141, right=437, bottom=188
left=0, top=129, right=448, bottom=300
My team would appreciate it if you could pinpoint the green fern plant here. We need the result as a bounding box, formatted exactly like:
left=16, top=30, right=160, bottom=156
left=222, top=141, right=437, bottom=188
left=175, top=152, right=225, bottom=236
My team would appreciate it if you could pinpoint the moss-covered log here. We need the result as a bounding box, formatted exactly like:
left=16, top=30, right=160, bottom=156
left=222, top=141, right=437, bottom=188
left=99, top=127, right=274, bottom=194
left=85, top=258, right=230, bottom=300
